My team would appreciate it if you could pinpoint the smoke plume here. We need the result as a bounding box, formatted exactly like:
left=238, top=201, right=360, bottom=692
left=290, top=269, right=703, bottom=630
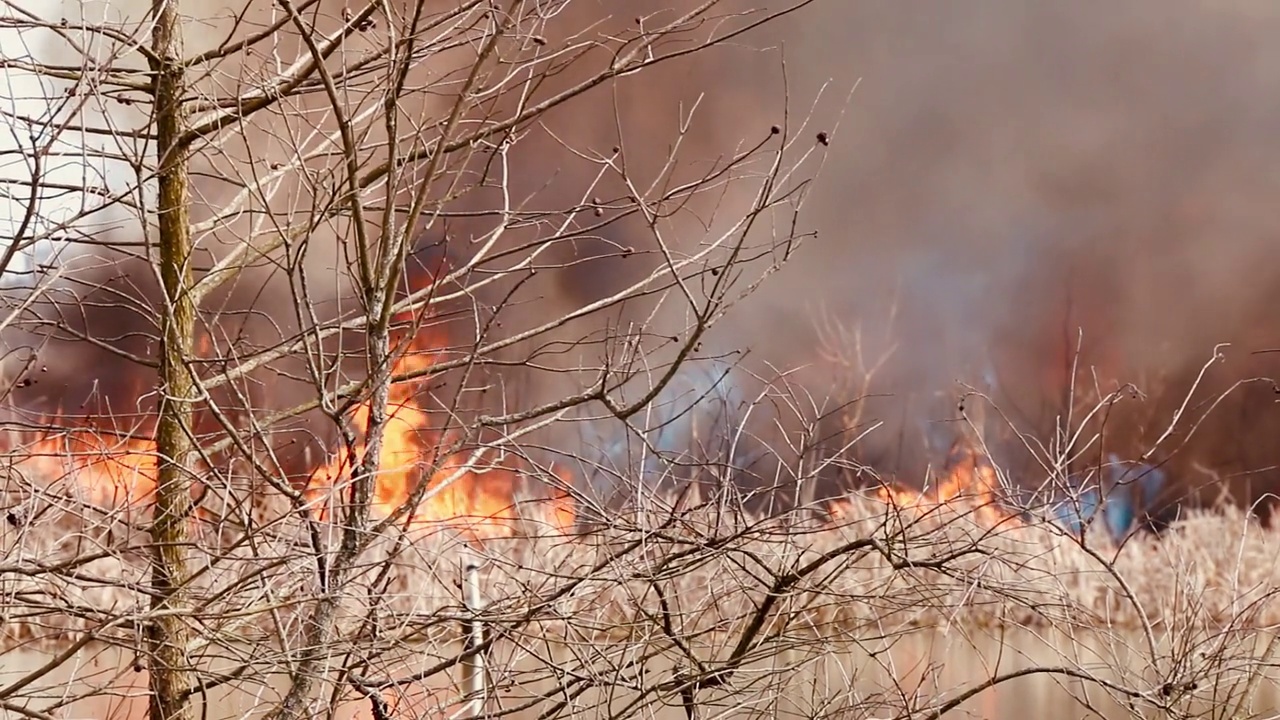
left=698, top=2, right=1280, bottom=508
left=8, top=1, right=1280, bottom=514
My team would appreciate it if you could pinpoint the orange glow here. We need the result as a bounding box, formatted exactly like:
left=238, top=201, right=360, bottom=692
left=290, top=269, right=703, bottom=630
left=21, top=429, right=158, bottom=508
left=11, top=331, right=227, bottom=513
left=860, top=438, right=1019, bottom=528
left=545, top=475, right=577, bottom=534
left=11, top=278, right=576, bottom=540
left=303, top=322, right=569, bottom=542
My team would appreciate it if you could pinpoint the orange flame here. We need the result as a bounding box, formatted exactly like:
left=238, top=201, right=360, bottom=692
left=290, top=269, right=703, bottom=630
left=21, top=429, right=159, bottom=508
left=13, top=330, right=227, bottom=513
left=10, top=304, right=575, bottom=539
left=863, top=438, right=1018, bottom=528
left=303, top=323, right=573, bottom=541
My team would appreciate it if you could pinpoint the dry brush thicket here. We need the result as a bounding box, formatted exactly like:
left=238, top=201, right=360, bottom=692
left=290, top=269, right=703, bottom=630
left=1, top=458, right=1279, bottom=717
left=2, top=474, right=1279, bottom=645
left=1, top=0, right=1279, bottom=718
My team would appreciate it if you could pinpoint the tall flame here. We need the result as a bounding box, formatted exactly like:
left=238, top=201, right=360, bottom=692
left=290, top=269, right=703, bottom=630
left=303, top=323, right=574, bottom=540
left=9, top=305, right=576, bottom=538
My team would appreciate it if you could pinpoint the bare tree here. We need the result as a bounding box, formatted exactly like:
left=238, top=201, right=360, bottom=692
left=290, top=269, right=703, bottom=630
left=148, top=1, right=199, bottom=718
left=0, top=0, right=830, bottom=718
left=0, top=2, right=1278, bottom=720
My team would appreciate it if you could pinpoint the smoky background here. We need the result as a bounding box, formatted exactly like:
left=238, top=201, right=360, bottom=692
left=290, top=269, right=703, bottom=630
left=5, top=1, right=1280, bottom=517
left=504, top=0, right=1280, bottom=513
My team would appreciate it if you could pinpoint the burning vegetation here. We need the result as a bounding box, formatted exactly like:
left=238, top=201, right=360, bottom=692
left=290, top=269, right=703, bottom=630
left=0, top=251, right=1271, bottom=660
left=299, top=314, right=577, bottom=542
left=0, top=247, right=1199, bottom=564
left=0, top=277, right=1177, bottom=560
left=2, top=256, right=581, bottom=545
left=0, top=4, right=1279, bottom=665
left=7, top=4, right=1280, bottom=720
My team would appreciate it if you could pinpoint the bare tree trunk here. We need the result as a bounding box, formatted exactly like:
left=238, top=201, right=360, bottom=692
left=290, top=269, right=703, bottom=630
left=148, top=1, right=195, bottom=718
left=269, top=285, right=398, bottom=720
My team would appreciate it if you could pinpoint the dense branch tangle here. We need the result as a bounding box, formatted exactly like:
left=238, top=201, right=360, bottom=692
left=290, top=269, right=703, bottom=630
left=0, top=1, right=839, bottom=719
left=1, top=3, right=1279, bottom=720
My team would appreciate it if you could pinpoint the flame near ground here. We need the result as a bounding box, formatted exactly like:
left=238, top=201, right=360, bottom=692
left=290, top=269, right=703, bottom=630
left=7, top=299, right=576, bottom=543
left=0, top=246, right=1157, bottom=547
left=6, top=378, right=1120, bottom=547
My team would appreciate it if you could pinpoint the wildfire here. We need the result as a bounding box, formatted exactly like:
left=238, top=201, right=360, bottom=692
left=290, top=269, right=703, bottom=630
left=8, top=300, right=575, bottom=539
left=20, top=427, right=159, bottom=509
left=10, top=330, right=228, bottom=513
left=865, top=438, right=1018, bottom=527
left=303, top=324, right=575, bottom=541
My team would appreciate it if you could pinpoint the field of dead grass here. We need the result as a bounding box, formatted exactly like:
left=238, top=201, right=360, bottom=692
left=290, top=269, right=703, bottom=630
left=1, top=485, right=1278, bottom=656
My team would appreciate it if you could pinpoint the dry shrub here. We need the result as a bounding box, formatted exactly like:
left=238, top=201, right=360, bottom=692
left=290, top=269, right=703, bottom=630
left=3, top=470, right=1280, bottom=658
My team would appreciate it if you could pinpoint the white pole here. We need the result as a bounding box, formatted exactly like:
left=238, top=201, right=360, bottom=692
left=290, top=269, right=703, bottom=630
left=458, top=549, right=486, bottom=718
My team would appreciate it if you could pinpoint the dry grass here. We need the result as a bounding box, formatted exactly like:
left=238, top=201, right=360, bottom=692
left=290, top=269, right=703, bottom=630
left=1, top=477, right=1279, bottom=658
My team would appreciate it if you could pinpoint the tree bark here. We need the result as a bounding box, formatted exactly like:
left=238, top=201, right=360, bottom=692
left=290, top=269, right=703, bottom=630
left=267, top=306, right=394, bottom=720
left=148, top=1, right=196, bottom=718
